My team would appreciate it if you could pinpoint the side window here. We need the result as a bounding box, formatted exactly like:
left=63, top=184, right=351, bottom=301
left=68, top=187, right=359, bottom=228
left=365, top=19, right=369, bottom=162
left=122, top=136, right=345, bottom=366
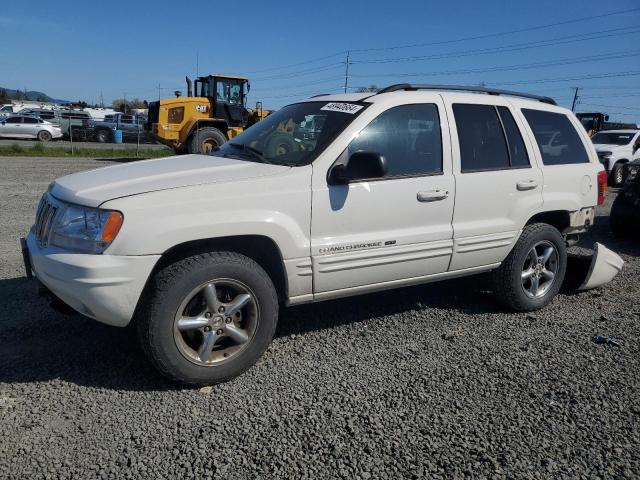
left=348, top=104, right=442, bottom=177
left=23, top=117, right=39, bottom=124
left=5, top=117, right=22, bottom=124
left=453, top=104, right=510, bottom=171
left=522, top=109, right=589, bottom=165
left=497, top=106, right=529, bottom=167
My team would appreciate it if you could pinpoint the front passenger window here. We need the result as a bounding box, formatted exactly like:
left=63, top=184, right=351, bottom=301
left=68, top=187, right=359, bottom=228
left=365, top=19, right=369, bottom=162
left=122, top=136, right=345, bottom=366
left=348, top=104, right=442, bottom=177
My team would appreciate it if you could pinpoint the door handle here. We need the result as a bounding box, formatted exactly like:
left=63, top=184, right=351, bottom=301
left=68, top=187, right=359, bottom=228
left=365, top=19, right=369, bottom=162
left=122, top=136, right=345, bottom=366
left=417, top=189, right=449, bottom=202
left=516, top=180, right=538, bottom=191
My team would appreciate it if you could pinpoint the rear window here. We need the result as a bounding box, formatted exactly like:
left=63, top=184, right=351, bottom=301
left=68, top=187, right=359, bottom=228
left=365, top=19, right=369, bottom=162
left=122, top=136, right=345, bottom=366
left=522, top=109, right=589, bottom=165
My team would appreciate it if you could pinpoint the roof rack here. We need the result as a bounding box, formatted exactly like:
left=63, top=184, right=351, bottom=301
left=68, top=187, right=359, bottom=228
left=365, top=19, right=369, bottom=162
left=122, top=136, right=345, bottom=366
left=375, top=84, right=557, bottom=105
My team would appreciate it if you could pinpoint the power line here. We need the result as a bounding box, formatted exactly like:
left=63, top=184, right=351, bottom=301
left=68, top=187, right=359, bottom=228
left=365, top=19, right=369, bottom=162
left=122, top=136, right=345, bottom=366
left=351, top=26, right=640, bottom=64
left=350, top=7, right=640, bottom=53
left=493, top=70, right=640, bottom=86
left=244, top=52, right=346, bottom=75
left=578, top=102, right=640, bottom=111
left=349, top=50, right=640, bottom=79
left=237, top=7, right=639, bottom=77
left=252, top=62, right=344, bottom=82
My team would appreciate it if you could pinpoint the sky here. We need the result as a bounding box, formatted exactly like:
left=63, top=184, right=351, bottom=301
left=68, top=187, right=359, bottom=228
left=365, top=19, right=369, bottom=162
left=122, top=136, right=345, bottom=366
left=1, top=0, right=639, bottom=121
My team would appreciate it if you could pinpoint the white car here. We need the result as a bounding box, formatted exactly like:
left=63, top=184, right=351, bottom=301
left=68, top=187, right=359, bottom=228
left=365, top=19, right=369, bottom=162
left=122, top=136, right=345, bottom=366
left=22, top=84, right=623, bottom=385
left=592, top=129, right=640, bottom=185
left=0, top=115, right=63, bottom=141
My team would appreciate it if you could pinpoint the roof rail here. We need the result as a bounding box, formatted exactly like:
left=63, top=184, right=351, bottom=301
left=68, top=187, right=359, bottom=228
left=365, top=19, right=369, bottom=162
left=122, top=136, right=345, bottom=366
left=309, top=93, right=331, bottom=98
left=375, top=84, right=557, bottom=105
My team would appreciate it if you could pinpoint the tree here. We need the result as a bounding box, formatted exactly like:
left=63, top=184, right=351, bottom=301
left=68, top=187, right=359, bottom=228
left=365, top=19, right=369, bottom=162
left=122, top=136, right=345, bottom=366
left=36, top=95, right=47, bottom=102
left=355, top=85, right=380, bottom=93
left=0, top=89, right=9, bottom=104
left=129, top=97, right=147, bottom=109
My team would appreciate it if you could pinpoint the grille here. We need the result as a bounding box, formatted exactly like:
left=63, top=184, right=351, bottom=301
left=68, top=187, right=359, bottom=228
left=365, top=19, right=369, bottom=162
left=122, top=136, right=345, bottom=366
left=34, top=195, right=58, bottom=247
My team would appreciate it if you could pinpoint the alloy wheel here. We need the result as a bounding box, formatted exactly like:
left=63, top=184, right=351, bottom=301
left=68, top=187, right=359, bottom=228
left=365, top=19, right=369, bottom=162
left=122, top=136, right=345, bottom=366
left=173, top=279, right=259, bottom=366
left=521, top=240, right=559, bottom=298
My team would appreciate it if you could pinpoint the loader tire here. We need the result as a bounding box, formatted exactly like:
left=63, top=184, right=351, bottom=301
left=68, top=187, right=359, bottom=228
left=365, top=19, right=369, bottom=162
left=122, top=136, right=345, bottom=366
left=188, top=127, right=227, bottom=154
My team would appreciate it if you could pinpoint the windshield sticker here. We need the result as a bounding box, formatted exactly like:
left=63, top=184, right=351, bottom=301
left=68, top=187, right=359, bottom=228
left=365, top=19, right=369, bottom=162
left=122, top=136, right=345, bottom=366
left=320, top=102, right=364, bottom=114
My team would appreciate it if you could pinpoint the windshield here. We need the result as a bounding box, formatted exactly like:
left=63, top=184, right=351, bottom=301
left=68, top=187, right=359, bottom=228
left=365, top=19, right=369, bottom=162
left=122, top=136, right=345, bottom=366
left=214, top=101, right=368, bottom=166
left=592, top=132, right=636, bottom=145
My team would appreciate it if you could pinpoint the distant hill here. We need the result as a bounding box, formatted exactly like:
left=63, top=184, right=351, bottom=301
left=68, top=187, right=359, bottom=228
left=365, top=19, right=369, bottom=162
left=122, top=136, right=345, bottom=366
left=0, top=87, right=69, bottom=104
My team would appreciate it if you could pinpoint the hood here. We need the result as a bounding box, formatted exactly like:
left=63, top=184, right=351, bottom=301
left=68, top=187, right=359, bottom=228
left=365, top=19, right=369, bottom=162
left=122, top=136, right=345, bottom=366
left=594, top=144, right=628, bottom=152
left=51, top=154, right=290, bottom=207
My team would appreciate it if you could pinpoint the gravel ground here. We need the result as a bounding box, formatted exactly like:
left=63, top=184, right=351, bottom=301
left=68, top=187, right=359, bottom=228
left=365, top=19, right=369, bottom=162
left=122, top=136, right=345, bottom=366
left=1, top=156, right=638, bottom=479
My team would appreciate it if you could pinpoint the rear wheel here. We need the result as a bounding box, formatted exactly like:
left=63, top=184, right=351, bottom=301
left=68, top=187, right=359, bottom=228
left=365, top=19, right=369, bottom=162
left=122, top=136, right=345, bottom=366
left=265, top=133, right=297, bottom=158
left=188, top=127, right=227, bottom=154
left=136, top=251, right=278, bottom=385
left=609, top=162, right=626, bottom=186
left=37, top=130, right=52, bottom=142
left=493, top=223, right=567, bottom=311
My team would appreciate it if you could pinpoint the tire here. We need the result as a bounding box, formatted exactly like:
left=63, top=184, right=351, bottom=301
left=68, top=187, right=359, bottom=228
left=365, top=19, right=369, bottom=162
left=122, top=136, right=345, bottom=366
left=188, top=127, right=227, bottom=154
left=136, top=251, right=278, bottom=385
left=37, top=130, right=52, bottom=142
left=609, top=162, right=626, bottom=187
left=95, top=129, right=111, bottom=143
left=610, top=194, right=635, bottom=238
left=265, top=133, right=298, bottom=158
left=493, top=223, right=567, bottom=312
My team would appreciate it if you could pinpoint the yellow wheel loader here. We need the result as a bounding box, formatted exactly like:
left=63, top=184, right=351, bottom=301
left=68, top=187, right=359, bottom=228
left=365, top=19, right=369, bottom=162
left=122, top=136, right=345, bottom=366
left=147, top=75, right=270, bottom=154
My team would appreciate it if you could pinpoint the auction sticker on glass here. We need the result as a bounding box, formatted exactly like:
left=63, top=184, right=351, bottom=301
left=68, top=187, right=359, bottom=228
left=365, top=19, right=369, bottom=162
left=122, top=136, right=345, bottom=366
left=320, top=103, right=364, bottom=114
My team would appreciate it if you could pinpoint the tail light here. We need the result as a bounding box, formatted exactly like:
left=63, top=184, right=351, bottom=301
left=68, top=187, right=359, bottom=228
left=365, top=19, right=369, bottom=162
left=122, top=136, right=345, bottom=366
left=597, top=170, right=607, bottom=205
left=52, top=124, right=60, bottom=128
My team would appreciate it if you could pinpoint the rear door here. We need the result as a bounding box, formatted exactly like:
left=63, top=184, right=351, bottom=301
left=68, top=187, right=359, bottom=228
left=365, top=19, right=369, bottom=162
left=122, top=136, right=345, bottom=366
left=445, top=96, right=543, bottom=270
left=22, top=116, right=41, bottom=138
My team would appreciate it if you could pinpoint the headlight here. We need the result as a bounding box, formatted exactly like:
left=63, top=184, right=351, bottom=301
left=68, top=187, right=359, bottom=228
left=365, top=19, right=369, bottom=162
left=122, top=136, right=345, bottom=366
left=50, top=203, right=123, bottom=253
left=626, top=164, right=640, bottom=182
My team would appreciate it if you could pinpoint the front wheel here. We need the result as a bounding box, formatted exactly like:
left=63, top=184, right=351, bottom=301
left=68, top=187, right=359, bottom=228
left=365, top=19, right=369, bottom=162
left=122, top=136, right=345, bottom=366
left=493, top=223, right=567, bottom=312
left=95, top=129, right=111, bottom=143
left=136, top=251, right=278, bottom=385
left=188, top=127, right=227, bottom=154
left=37, top=130, right=52, bottom=142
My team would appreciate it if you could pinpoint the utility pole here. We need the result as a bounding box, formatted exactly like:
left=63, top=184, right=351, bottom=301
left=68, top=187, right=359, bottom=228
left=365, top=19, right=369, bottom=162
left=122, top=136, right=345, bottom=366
left=571, top=87, right=581, bottom=112
left=158, top=83, right=161, bottom=101
left=343, top=51, right=350, bottom=94
left=196, top=51, right=199, bottom=78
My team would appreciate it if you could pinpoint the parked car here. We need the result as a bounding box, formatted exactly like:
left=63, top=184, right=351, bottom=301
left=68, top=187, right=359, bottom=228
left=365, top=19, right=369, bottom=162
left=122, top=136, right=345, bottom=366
left=0, top=115, right=62, bottom=141
left=22, top=84, right=623, bottom=385
left=591, top=129, right=640, bottom=186
left=610, top=159, right=640, bottom=238
left=90, top=113, right=146, bottom=143
left=21, top=109, right=92, bottom=139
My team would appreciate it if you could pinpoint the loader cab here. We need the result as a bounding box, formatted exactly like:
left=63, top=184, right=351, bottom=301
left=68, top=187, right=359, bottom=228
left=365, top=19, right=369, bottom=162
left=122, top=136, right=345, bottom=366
left=193, top=75, right=249, bottom=128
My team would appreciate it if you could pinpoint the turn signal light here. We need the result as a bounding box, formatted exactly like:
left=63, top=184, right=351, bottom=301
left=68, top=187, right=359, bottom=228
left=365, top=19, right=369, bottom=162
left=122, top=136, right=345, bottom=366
left=101, top=211, right=124, bottom=242
left=597, top=170, right=607, bottom=206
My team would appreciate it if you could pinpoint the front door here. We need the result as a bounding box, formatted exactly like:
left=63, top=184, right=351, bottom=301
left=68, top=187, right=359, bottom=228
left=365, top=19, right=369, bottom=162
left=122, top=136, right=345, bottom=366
left=445, top=99, right=544, bottom=270
left=214, top=78, right=245, bottom=127
left=0, top=116, right=24, bottom=137
left=311, top=101, right=455, bottom=294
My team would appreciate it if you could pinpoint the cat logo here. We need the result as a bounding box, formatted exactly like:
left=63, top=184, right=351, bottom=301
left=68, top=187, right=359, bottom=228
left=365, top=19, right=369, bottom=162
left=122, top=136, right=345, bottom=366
left=195, top=105, right=209, bottom=113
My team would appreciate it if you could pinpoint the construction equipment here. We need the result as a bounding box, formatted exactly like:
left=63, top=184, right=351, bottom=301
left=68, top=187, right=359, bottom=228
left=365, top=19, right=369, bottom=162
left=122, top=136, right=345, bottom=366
left=576, top=112, right=638, bottom=137
left=147, top=75, right=271, bottom=154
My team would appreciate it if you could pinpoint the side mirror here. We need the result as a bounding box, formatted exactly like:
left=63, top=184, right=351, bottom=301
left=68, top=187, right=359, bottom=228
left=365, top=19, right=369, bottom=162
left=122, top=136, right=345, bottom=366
left=329, top=151, right=387, bottom=184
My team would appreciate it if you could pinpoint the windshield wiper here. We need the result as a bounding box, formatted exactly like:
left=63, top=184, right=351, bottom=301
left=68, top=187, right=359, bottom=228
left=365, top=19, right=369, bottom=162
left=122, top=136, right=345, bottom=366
left=228, top=143, right=271, bottom=163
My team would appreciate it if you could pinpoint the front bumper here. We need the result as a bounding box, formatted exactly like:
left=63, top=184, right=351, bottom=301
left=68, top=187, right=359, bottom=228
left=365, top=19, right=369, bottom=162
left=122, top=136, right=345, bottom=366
left=24, top=231, right=160, bottom=327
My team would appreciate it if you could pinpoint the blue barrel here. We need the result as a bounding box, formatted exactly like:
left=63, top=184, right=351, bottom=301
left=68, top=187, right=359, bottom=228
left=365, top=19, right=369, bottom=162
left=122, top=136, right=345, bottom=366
left=113, top=129, right=123, bottom=144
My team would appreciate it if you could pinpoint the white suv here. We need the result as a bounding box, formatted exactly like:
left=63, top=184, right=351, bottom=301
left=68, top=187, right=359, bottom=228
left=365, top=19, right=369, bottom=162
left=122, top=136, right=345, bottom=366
left=23, top=84, right=623, bottom=385
left=591, top=129, right=640, bottom=185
